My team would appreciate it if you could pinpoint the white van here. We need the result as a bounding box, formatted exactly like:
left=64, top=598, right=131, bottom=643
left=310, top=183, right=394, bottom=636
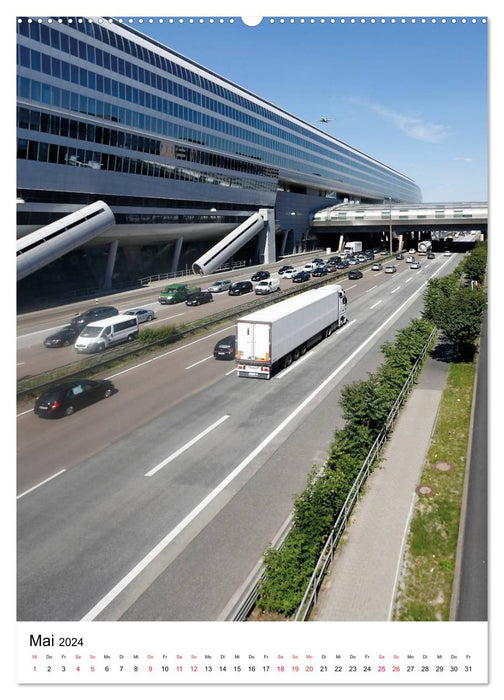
left=74, top=314, right=139, bottom=353
left=255, top=278, right=280, bottom=295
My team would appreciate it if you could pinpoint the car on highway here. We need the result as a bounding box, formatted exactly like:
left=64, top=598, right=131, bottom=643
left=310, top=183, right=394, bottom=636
left=396, top=253, right=404, bottom=260
left=228, top=280, right=253, bottom=295
left=347, top=257, right=360, bottom=265
left=34, top=378, right=115, bottom=418
left=185, top=291, right=213, bottom=306
left=384, top=264, right=397, bottom=274
left=444, top=250, right=452, bottom=256
left=123, top=308, right=156, bottom=323
left=336, top=260, right=349, bottom=269
left=251, top=270, right=270, bottom=281
left=410, top=261, right=421, bottom=270
left=69, top=305, right=119, bottom=330
left=213, top=335, right=236, bottom=360
left=278, top=265, right=294, bottom=275
left=371, top=262, right=383, bottom=271
left=280, top=267, right=298, bottom=279
left=406, top=255, right=415, bottom=263
left=207, top=280, right=232, bottom=292
left=427, top=252, right=435, bottom=259
left=311, top=266, right=327, bottom=277
left=292, top=270, right=311, bottom=283
left=348, top=269, right=363, bottom=280
left=43, top=325, right=80, bottom=348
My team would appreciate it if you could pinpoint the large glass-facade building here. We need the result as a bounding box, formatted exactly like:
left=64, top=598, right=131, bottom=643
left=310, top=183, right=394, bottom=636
left=16, top=16, right=422, bottom=301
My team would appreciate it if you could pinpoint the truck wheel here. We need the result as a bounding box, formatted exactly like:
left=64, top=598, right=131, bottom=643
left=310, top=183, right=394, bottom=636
left=300, top=344, right=307, bottom=355
left=293, top=348, right=300, bottom=361
left=283, top=353, right=293, bottom=368
left=325, top=326, right=333, bottom=337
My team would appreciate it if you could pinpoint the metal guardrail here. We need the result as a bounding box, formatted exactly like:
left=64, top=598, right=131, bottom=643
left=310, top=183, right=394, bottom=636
left=137, top=259, right=247, bottom=286
left=228, top=327, right=437, bottom=621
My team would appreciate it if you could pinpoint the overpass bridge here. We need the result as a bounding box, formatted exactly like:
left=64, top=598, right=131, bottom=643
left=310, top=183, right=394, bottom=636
left=310, top=201, right=487, bottom=252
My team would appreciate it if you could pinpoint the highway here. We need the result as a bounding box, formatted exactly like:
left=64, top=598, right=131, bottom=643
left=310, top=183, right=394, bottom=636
left=17, top=252, right=460, bottom=621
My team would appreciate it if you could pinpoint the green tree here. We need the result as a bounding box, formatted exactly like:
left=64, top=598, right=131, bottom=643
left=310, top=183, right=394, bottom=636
left=463, top=243, right=487, bottom=284
left=435, top=287, right=486, bottom=359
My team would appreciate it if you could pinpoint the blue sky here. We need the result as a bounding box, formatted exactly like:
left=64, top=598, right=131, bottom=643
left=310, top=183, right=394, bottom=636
left=124, top=14, right=488, bottom=203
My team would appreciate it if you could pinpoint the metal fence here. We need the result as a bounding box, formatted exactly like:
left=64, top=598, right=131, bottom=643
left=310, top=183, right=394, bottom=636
left=137, top=259, right=246, bottom=286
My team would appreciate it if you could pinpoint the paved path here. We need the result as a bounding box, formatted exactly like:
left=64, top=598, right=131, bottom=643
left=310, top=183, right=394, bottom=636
left=311, top=352, right=450, bottom=621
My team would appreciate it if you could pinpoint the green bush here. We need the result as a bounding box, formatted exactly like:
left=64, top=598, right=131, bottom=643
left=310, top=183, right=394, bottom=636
left=138, top=324, right=182, bottom=344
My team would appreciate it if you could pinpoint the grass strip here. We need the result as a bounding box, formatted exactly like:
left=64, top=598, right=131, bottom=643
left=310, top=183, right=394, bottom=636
left=393, top=359, right=476, bottom=621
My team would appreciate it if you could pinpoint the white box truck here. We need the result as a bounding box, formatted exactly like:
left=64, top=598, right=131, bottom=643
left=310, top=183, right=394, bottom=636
left=235, top=285, right=347, bottom=379
left=344, top=241, right=362, bottom=255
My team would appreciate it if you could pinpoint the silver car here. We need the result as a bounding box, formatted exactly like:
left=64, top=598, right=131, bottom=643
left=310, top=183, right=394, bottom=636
left=123, top=308, right=156, bottom=323
left=207, top=280, right=232, bottom=292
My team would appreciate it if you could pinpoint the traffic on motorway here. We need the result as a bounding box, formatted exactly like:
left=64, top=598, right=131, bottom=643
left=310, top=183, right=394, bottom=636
left=17, top=247, right=460, bottom=621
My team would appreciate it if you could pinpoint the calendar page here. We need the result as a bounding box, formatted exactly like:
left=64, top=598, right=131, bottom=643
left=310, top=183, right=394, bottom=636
left=12, top=0, right=493, bottom=695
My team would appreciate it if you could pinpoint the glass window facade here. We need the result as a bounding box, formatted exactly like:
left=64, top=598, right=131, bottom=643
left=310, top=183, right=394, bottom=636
left=16, top=16, right=422, bottom=204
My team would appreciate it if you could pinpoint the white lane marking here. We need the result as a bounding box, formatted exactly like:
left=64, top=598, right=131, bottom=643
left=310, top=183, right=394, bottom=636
left=405, top=277, right=412, bottom=283
left=343, top=284, right=357, bottom=291
left=391, top=286, right=401, bottom=294
left=144, top=414, right=230, bottom=477
left=185, top=355, right=213, bottom=370
left=225, top=367, right=237, bottom=376
left=104, top=325, right=235, bottom=380
left=80, top=278, right=436, bottom=622
left=370, top=300, right=382, bottom=309
left=367, top=285, right=378, bottom=292
left=17, top=469, right=67, bottom=500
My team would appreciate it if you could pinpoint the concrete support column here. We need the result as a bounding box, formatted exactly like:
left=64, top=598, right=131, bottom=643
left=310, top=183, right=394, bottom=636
left=398, top=234, right=404, bottom=251
left=338, top=234, right=345, bottom=253
left=103, top=239, right=119, bottom=290
left=280, top=229, right=291, bottom=257
left=170, top=236, right=184, bottom=274
left=258, top=208, right=276, bottom=264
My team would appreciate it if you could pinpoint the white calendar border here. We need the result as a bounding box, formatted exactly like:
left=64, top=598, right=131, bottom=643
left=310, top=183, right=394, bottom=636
left=7, top=0, right=500, bottom=696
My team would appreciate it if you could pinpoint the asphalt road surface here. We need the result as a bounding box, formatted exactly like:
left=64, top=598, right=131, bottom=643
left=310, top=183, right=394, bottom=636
left=17, top=253, right=460, bottom=621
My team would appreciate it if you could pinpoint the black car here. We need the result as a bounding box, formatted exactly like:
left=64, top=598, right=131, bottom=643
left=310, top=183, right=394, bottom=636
left=348, top=269, right=363, bottom=280
left=251, top=270, right=270, bottom=281
left=213, top=335, right=236, bottom=360
left=34, top=378, right=115, bottom=418
left=427, top=252, right=435, bottom=259
left=278, top=265, right=293, bottom=275
left=185, top=291, right=213, bottom=306
left=70, top=306, right=118, bottom=330
left=311, top=266, right=327, bottom=277
left=228, top=281, right=253, bottom=295
left=292, top=270, right=311, bottom=283
left=43, top=325, right=79, bottom=348
left=337, top=260, right=349, bottom=269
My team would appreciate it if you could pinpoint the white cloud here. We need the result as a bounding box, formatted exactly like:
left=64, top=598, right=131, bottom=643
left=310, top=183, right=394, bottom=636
left=349, top=98, right=450, bottom=143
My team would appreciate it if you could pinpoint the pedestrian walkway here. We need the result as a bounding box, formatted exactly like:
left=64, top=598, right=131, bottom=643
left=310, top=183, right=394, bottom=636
left=311, top=351, right=450, bottom=621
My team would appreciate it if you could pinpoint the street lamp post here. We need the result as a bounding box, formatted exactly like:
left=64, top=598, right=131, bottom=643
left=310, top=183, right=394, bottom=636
left=387, top=197, right=393, bottom=255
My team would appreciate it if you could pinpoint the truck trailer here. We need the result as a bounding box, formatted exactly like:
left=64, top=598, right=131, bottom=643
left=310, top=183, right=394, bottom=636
left=235, top=285, right=347, bottom=379
left=344, top=241, right=362, bottom=255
